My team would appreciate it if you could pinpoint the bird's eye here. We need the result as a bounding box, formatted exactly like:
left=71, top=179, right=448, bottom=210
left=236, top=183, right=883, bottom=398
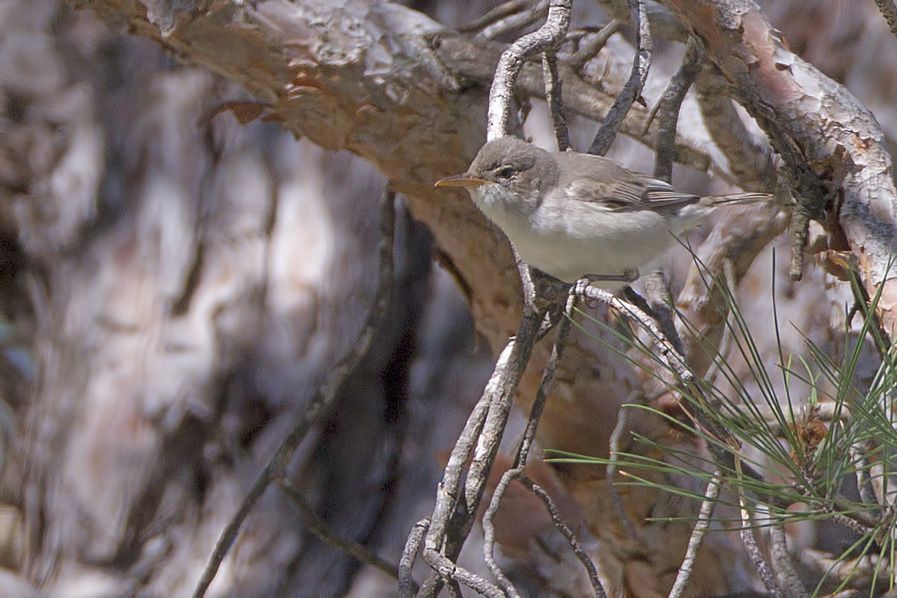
left=495, top=166, right=515, bottom=179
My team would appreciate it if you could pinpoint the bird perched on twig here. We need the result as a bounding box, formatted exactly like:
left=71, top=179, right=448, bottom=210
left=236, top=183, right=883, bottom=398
left=436, top=136, right=771, bottom=288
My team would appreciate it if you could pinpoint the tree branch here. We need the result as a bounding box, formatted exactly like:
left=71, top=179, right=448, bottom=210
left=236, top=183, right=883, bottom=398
left=661, top=0, right=897, bottom=338
left=589, top=0, right=653, bottom=155
left=487, top=0, right=572, bottom=140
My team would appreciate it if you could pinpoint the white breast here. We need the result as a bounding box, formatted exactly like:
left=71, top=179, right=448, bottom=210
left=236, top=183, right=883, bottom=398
left=468, top=185, right=708, bottom=286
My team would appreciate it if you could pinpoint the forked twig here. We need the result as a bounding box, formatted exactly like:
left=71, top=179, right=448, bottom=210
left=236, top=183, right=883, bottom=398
left=769, top=521, right=808, bottom=597
left=193, top=189, right=396, bottom=598
left=487, top=0, right=573, bottom=140
left=522, top=474, right=606, bottom=597
left=481, top=287, right=605, bottom=596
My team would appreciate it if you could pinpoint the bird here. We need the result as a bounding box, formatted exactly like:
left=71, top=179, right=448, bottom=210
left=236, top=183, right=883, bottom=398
left=435, top=136, right=770, bottom=288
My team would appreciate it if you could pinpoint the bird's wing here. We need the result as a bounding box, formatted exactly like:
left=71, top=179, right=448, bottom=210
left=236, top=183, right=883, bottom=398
left=555, top=152, right=698, bottom=212
left=564, top=175, right=699, bottom=213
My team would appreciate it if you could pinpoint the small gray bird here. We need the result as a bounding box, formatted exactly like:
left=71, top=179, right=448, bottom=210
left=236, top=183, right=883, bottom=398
left=436, top=136, right=769, bottom=288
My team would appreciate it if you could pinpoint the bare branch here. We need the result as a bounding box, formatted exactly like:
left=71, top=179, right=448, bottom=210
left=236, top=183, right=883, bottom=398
left=515, top=285, right=577, bottom=466
left=476, top=0, right=549, bottom=41
left=668, top=470, right=722, bottom=598
left=481, top=287, right=589, bottom=594
left=192, top=189, right=396, bottom=598
left=578, top=285, right=692, bottom=384
left=487, top=0, right=572, bottom=140
left=738, top=513, right=781, bottom=596
left=769, top=521, right=808, bottom=598
left=521, top=475, right=607, bottom=597
left=420, top=309, right=542, bottom=594
left=606, top=398, right=641, bottom=541
left=569, top=19, right=624, bottom=71
left=589, top=0, right=653, bottom=155
left=460, top=0, right=531, bottom=34
left=398, top=518, right=429, bottom=598
left=694, top=72, right=776, bottom=193
left=482, top=467, right=523, bottom=596
left=652, top=36, right=703, bottom=182
left=734, top=456, right=783, bottom=597
left=661, top=0, right=897, bottom=338
left=542, top=52, right=570, bottom=151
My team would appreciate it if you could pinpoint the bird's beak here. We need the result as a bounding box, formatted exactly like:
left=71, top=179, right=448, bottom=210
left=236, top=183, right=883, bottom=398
left=435, top=173, right=487, bottom=189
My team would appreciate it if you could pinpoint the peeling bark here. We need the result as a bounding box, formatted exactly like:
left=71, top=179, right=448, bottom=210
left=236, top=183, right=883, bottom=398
left=662, top=0, right=897, bottom=337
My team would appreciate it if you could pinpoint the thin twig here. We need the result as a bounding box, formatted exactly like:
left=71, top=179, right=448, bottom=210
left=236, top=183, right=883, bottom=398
left=769, top=521, right=808, bottom=597
left=569, top=19, right=623, bottom=71
left=873, top=0, right=897, bottom=41
left=578, top=285, right=692, bottom=384
left=417, top=351, right=503, bottom=596
left=652, top=36, right=703, bottom=182
left=421, top=309, right=543, bottom=596
left=482, top=287, right=581, bottom=594
left=668, top=469, right=722, bottom=598
left=515, top=285, right=577, bottom=465
left=398, top=518, right=429, bottom=598
left=589, top=0, right=653, bottom=156
left=734, top=455, right=783, bottom=597
left=542, top=51, right=570, bottom=151
left=276, top=478, right=405, bottom=584
left=476, top=0, right=549, bottom=41
left=192, top=189, right=396, bottom=598
left=521, top=475, right=607, bottom=597
left=606, top=394, right=642, bottom=541
left=487, top=0, right=573, bottom=140
left=461, top=306, right=543, bottom=538
left=460, top=0, right=531, bottom=34
left=482, top=468, right=522, bottom=597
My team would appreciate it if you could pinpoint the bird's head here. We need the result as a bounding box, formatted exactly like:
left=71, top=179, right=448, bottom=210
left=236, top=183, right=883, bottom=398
left=435, top=137, right=559, bottom=214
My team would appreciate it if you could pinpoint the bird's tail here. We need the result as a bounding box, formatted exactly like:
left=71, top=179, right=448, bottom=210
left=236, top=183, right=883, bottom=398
left=700, top=192, right=773, bottom=206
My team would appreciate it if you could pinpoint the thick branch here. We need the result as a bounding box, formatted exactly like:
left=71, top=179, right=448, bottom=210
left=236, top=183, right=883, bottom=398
left=662, top=0, right=897, bottom=338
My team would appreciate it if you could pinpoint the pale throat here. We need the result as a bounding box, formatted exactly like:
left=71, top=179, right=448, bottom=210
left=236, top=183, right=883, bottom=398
left=469, top=183, right=526, bottom=219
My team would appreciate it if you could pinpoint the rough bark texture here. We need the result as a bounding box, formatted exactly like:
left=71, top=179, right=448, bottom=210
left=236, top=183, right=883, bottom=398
left=662, top=0, right=897, bottom=337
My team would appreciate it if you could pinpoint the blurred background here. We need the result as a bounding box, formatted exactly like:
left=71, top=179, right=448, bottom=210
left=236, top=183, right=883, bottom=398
left=1, top=0, right=895, bottom=596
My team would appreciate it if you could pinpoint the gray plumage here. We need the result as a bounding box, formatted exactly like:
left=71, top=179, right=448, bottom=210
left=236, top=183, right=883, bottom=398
left=437, top=137, right=770, bottom=286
